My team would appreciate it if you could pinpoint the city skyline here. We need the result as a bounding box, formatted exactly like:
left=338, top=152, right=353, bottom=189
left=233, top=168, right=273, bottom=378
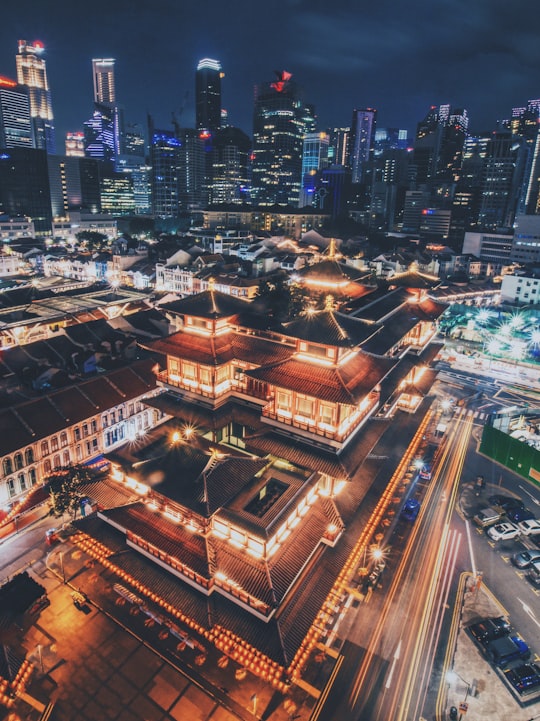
left=1, top=0, right=540, bottom=146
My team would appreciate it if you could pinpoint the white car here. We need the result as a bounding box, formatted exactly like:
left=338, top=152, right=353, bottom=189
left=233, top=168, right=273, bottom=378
left=487, top=522, right=521, bottom=542
left=517, top=519, right=540, bottom=537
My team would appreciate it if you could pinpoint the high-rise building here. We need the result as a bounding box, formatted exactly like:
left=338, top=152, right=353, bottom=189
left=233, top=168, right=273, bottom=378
left=300, top=132, right=329, bottom=207
left=15, top=40, right=55, bottom=154
left=149, top=118, right=181, bottom=217
left=210, top=126, right=250, bottom=205
left=92, top=59, right=116, bottom=104
left=251, top=70, right=311, bottom=207
left=85, top=59, right=122, bottom=166
left=0, top=147, right=52, bottom=234
left=0, top=76, right=33, bottom=148
left=349, top=108, right=377, bottom=184
left=477, top=131, right=524, bottom=232
left=65, top=132, right=85, bottom=157
left=328, top=127, right=350, bottom=166
left=177, top=128, right=206, bottom=210
left=196, top=58, right=222, bottom=133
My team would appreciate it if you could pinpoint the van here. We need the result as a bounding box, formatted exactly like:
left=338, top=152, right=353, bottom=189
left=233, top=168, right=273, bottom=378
left=473, top=507, right=503, bottom=528
left=487, top=635, right=530, bottom=668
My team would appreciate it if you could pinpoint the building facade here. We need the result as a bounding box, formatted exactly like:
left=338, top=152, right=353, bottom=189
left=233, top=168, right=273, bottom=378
left=15, top=40, right=55, bottom=154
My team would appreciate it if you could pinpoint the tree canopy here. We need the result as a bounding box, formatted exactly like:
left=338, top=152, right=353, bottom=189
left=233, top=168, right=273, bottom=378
left=47, top=464, right=95, bottom=519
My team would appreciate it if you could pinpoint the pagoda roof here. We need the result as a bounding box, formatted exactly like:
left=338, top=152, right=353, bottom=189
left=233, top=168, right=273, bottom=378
left=160, top=289, right=250, bottom=319
left=387, top=268, right=441, bottom=289
left=108, top=433, right=268, bottom=517
left=282, top=309, right=381, bottom=348
left=296, top=258, right=371, bottom=284
left=245, top=351, right=396, bottom=404
left=145, top=329, right=294, bottom=366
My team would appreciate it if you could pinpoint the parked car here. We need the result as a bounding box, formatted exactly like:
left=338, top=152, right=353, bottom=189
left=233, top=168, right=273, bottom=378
left=473, top=507, right=503, bottom=528
left=528, top=560, right=540, bottom=588
left=511, top=549, right=540, bottom=569
left=468, top=617, right=511, bottom=646
left=400, top=498, right=421, bottom=522
left=504, top=663, right=540, bottom=695
left=517, top=519, right=540, bottom=537
left=487, top=635, right=530, bottom=667
left=488, top=495, right=524, bottom=512
left=487, top=522, right=521, bottom=542
left=506, top=507, right=536, bottom=524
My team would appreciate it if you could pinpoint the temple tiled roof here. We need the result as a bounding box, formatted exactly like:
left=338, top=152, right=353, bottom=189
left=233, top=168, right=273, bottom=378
left=296, top=259, right=371, bottom=284
left=281, top=309, right=382, bottom=348
left=160, top=289, right=250, bottom=319
left=146, top=330, right=294, bottom=367
left=100, top=503, right=211, bottom=579
left=143, top=393, right=262, bottom=431
left=245, top=351, right=396, bottom=404
left=350, top=287, right=411, bottom=323
left=387, top=268, right=441, bottom=289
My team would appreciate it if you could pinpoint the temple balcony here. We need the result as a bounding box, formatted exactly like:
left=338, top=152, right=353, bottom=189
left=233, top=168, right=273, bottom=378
left=261, top=392, right=379, bottom=448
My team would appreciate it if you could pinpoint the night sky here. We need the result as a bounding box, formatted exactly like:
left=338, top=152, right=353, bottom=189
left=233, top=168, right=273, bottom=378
left=2, top=0, right=540, bottom=146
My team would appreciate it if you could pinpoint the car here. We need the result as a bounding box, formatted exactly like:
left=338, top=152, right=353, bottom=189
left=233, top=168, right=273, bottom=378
left=517, top=519, right=540, bottom=537
left=468, top=617, right=511, bottom=646
left=528, top=560, right=540, bottom=588
left=473, top=507, right=503, bottom=528
left=488, top=494, right=524, bottom=512
left=504, top=663, right=540, bottom=695
left=487, top=635, right=530, bottom=667
left=511, top=549, right=540, bottom=569
left=487, top=522, right=521, bottom=541
left=400, top=498, right=421, bottom=522
left=506, top=507, right=535, bottom=524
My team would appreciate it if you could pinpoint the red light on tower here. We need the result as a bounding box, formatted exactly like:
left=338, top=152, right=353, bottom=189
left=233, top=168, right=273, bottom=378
left=33, top=40, right=44, bottom=49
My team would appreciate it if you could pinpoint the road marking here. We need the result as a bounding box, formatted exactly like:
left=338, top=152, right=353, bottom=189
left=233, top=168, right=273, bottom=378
left=517, top=597, right=540, bottom=629
left=465, top=520, right=477, bottom=576
left=518, top=485, right=540, bottom=507
left=501, top=555, right=510, bottom=564
left=385, top=639, right=402, bottom=690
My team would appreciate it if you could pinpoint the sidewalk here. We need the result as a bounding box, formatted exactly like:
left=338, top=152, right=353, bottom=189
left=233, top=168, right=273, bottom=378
left=446, top=581, right=540, bottom=720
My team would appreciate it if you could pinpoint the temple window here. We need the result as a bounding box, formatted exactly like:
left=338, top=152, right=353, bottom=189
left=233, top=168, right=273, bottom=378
left=200, top=367, right=211, bottom=385
left=183, top=362, right=197, bottom=380
left=319, top=403, right=335, bottom=425
left=297, top=396, right=314, bottom=418
left=277, top=391, right=291, bottom=411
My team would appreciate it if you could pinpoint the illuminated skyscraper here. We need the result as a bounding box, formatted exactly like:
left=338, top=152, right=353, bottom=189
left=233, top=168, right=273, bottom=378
left=92, top=59, right=116, bottom=104
left=196, top=58, right=222, bottom=133
left=349, top=108, right=377, bottom=184
left=251, top=70, right=312, bottom=206
left=0, top=76, right=33, bottom=148
left=15, top=40, right=55, bottom=154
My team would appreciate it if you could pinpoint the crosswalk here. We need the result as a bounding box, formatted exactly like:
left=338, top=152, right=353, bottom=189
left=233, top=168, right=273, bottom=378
left=453, top=407, right=488, bottom=422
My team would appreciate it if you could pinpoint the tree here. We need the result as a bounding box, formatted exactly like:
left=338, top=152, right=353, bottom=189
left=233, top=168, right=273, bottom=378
left=47, top=464, right=95, bottom=520
left=75, top=230, right=108, bottom=251
left=256, top=277, right=310, bottom=322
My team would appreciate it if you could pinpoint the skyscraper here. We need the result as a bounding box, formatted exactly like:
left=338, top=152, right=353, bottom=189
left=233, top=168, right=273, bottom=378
left=349, top=108, right=377, bottom=184
left=195, top=58, right=222, bottom=133
left=210, top=126, right=251, bottom=205
left=85, top=59, right=122, bottom=165
left=300, top=132, right=329, bottom=207
left=251, top=70, right=311, bottom=207
left=92, top=59, right=116, bottom=104
left=15, top=40, right=55, bottom=154
left=0, top=76, right=33, bottom=148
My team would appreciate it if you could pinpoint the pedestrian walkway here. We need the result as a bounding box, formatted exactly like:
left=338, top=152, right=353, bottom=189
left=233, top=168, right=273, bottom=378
left=445, top=580, right=540, bottom=721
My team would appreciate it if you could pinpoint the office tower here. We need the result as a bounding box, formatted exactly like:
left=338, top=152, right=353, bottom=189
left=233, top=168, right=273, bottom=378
left=0, top=77, right=33, bottom=148
left=149, top=118, right=181, bottom=217
left=300, top=132, right=329, bottom=207
left=0, top=147, right=52, bottom=234
left=210, top=126, right=250, bottom=205
left=511, top=101, right=540, bottom=215
left=374, top=128, right=409, bottom=155
left=196, top=58, right=222, bottom=133
left=328, top=127, right=350, bottom=166
left=177, top=128, right=206, bottom=209
left=85, top=59, right=122, bottom=165
left=251, top=70, right=310, bottom=206
left=349, top=108, right=377, bottom=184
left=100, top=171, right=135, bottom=215
left=48, top=155, right=83, bottom=217
left=15, top=40, right=55, bottom=154
left=92, top=59, right=116, bottom=104
left=478, top=131, right=524, bottom=231
left=65, top=132, right=85, bottom=157
left=83, top=103, right=118, bottom=163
